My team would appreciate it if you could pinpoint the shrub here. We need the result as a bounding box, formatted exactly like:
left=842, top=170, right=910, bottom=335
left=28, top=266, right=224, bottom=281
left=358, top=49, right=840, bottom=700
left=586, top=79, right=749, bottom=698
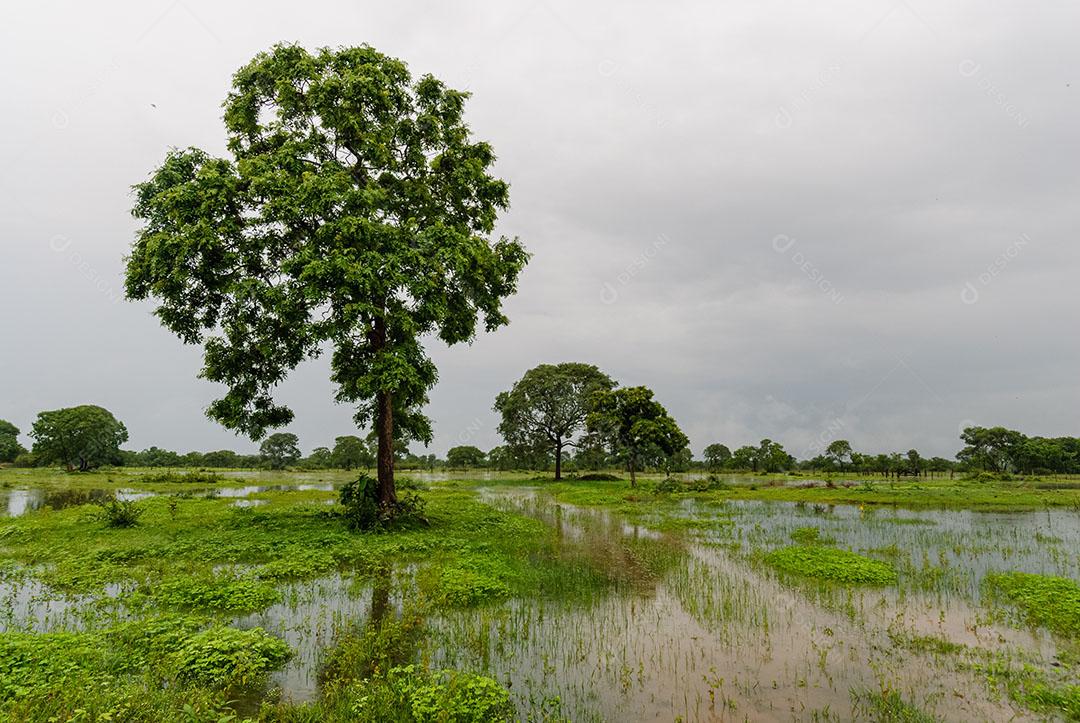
left=12, top=453, right=39, bottom=468
left=170, top=626, right=290, bottom=687
left=404, top=667, right=514, bottom=722
left=97, top=498, right=145, bottom=528
left=340, top=474, right=428, bottom=531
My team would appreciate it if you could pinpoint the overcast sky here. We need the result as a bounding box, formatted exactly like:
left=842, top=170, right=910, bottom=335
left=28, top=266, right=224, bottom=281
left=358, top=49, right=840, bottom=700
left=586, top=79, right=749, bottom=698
left=1, top=0, right=1078, bottom=459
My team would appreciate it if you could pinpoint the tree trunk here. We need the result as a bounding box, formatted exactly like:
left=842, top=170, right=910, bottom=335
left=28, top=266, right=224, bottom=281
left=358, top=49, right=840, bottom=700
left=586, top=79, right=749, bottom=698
left=629, top=457, right=637, bottom=487
left=376, top=389, right=397, bottom=507
left=554, top=441, right=562, bottom=481
left=372, top=315, right=397, bottom=507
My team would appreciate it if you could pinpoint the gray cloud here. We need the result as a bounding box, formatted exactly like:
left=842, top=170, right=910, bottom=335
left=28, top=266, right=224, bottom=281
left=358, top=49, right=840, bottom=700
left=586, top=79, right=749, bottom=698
left=1, top=0, right=1077, bottom=459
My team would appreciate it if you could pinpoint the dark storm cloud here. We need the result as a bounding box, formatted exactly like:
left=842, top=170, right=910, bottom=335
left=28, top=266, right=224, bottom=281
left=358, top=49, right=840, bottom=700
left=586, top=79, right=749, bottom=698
left=1, top=0, right=1077, bottom=459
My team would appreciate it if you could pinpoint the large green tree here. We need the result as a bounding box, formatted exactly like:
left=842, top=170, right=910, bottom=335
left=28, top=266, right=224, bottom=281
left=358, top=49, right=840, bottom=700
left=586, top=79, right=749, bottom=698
left=0, top=420, right=25, bottom=463
left=446, top=444, right=486, bottom=469
left=332, top=435, right=375, bottom=470
left=825, top=439, right=853, bottom=470
left=260, top=432, right=301, bottom=470
left=125, top=44, right=527, bottom=507
left=957, top=426, right=1025, bottom=473
left=494, top=363, right=614, bottom=480
left=585, top=386, right=688, bottom=487
left=702, top=443, right=731, bottom=471
left=29, top=406, right=128, bottom=472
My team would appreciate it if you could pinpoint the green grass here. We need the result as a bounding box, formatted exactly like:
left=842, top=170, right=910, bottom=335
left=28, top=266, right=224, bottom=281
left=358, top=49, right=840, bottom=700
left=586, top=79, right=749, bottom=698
left=851, top=689, right=942, bottom=722
left=984, top=571, right=1080, bottom=638
left=764, top=545, right=898, bottom=585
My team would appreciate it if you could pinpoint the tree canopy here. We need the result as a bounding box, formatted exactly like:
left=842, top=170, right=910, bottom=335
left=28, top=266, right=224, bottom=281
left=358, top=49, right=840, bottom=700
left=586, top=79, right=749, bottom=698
left=585, top=386, right=688, bottom=486
left=332, top=435, right=375, bottom=470
left=260, top=432, right=301, bottom=470
left=703, top=443, right=731, bottom=470
left=124, top=43, right=528, bottom=508
left=29, top=405, right=128, bottom=472
left=0, top=420, right=24, bottom=464
left=494, top=362, right=614, bottom=480
left=446, top=445, right=486, bottom=469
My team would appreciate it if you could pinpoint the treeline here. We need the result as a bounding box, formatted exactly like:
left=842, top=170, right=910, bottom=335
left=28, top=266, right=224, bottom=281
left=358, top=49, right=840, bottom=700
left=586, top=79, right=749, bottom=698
left=2, top=402, right=1076, bottom=480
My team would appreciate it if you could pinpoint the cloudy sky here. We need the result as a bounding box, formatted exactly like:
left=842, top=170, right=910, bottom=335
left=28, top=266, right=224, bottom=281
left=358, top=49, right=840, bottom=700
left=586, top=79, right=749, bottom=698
left=1, top=0, right=1077, bottom=459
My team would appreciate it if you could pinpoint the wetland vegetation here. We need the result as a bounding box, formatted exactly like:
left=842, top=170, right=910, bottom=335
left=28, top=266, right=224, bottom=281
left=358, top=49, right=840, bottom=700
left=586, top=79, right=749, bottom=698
left=3, top=467, right=1080, bottom=721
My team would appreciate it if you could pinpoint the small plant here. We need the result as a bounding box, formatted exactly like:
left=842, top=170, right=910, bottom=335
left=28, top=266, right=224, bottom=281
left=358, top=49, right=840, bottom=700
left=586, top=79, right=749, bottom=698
left=339, top=474, right=428, bottom=531
left=97, top=497, right=145, bottom=528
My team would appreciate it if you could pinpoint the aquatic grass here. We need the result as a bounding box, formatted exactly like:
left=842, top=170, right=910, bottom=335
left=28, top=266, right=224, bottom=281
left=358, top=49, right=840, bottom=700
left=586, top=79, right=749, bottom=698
left=984, top=571, right=1080, bottom=638
left=851, top=689, right=941, bottom=722
left=765, top=546, right=898, bottom=585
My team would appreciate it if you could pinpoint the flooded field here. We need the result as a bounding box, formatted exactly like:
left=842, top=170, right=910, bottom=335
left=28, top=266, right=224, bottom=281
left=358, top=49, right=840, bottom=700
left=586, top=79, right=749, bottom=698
left=1, top=471, right=1078, bottom=721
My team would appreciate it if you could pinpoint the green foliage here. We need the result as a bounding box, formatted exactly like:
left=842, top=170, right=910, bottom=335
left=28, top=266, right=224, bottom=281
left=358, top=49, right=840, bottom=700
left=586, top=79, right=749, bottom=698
left=702, top=443, right=731, bottom=470
left=170, top=626, right=290, bottom=686
left=125, top=43, right=529, bottom=507
left=495, top=363, right=615, bottom=479
left=340, top=474, right=428, bottom=531
left=149, top=575, right=281, bottom=613
left=29, top=405, right=128, bottom=471
left=97, top=497, right=145, bottom=528
left=789, top=526, right=833, bottom=544
left=984, top=571, right=1080, bottom=638
left=340, top=474, right=382, bottom=530
left=0, top=617, right=290, bottom=717
left=0, top=420, right=25, bottom=463
left=765, top=545, right=897, bottom=585
left=585, top=386, right=688, bottom=484
left=333, top=435, right=374, bottom=470
left=446, top=445, right=486, bottom=469
left=398, top=666, right=514, bottom=722
left=260, top=432, right=301, bottom=470
left=421, top=555, right=512, bottom=607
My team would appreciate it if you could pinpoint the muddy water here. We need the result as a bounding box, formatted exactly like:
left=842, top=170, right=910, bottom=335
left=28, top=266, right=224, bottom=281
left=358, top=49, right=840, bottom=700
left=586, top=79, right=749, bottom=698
left=449, top=490, right=1048, bottom=721
left=0, top=483, right=1074, bottom=720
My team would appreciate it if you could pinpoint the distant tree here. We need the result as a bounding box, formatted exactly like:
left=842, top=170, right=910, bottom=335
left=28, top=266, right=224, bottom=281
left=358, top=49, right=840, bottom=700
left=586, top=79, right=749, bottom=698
left=202, top=450, right=241, bottom=468
left=906, top=449, right=923, bottom=475
left=825, top=440, right=853, bottom=470
left=756, top=439, right=792, bottom=473
left=446, top=445, right=486, bottom=469
left=703, top=443, right=732, bottom=471
left=305, top=447, right=334, bottom=469
left=332, top=435, right=375, bottom=470
left=0, top=420, right=26, bottom=463
left=957, top=426, right=1025, bottom=473
left=124, top=43, right=529, bottom=511
left=260, top=433, right=300, bottom=470
left=586, top=386, right=688, bottom=487
left=731, top=445, right=758, bottom=471
left=134, top=447, right=183, bottom=467
left=494, top=363, right=615, bottom=480
left=30, top=405, right=129, bottom=472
